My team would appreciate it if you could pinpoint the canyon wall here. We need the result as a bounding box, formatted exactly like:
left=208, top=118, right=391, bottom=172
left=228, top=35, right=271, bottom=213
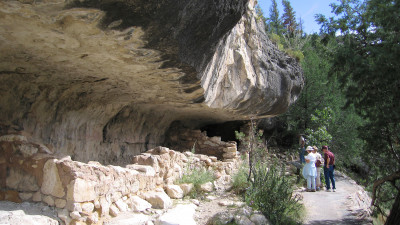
left=0, top=0, right=303, bottom=164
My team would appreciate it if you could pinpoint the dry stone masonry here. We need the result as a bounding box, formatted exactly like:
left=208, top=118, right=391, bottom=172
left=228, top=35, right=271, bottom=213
left=0, top=134, right=242, bottom=224
left=166, top=128, right=239, bottom=160
left=0, top=0, right=303, bottom=223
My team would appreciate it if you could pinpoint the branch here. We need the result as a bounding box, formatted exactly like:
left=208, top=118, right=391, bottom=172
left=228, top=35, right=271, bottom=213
left=384, top=126, right=400, bottom=164
left=372, top=170, right=400, bottom=206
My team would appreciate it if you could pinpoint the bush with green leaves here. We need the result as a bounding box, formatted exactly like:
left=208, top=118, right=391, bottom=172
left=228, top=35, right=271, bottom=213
left=245, top=161, right=304, bottom=225
left=305, top=107, right=333, bottom=147
left=177, top=166, right=215, bottom=198
left=231, top=162, right=250, bottom=194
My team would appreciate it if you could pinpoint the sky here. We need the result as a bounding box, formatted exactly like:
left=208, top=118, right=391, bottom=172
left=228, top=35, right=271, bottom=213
left=258, top=0, right=338, bottom=34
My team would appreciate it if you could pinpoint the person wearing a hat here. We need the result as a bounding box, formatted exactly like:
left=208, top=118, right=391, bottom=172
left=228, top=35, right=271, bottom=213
left=302, top=146, right=317, bottom=192
left=312, top=146, right=324, bottom=191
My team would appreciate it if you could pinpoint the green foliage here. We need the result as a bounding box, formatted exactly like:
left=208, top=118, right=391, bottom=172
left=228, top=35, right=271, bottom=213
left=266, top=0, right=283, bottom=35
left=264, top=1, right=306, bottom=62
left=316, top=0, right=400, bottom=221
left=281, top=0, right=298, bottom=36
left=245, top=161, right=304, bottom=225
left=285, top=49, right=304, bottom=62
left=269, top=33, right=281, bottom=44
left=255, top=4, right=266, bottom=24
left=178, top=142, right=215, bottom=198
left=304, top=107, right=333, bottom=147
left=235, top=121, right=267, bottom=181
left=231, top=162, right=250, bottom=194
left=177, top=167, right=215, bottom=198
left=305, top=126, right=332, bottom=147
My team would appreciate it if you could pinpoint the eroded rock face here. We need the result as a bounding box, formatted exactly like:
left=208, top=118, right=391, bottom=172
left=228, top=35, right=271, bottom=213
left=0, top=0, right=303, bottom=163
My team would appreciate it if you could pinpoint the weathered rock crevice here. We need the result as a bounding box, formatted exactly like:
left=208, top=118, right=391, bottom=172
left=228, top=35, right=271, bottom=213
left=0, top=0, right=303, bottom=164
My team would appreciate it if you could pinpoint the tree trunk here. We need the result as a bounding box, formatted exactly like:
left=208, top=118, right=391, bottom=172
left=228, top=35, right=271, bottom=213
left=385, top=191, right=400, bottom=225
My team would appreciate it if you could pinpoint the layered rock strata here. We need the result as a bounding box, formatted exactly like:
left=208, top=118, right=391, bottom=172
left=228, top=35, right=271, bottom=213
left=0, top=0, right=303, bottom=163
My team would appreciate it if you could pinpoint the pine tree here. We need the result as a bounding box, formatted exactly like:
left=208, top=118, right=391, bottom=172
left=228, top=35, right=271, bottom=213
left=267, top=0, right=283, bottom=34
left=316, top=0, right=400, bottom=224
left=281, top=0, right=298, bottom=36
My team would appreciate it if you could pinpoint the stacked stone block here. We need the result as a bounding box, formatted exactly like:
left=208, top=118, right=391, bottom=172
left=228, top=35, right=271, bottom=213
left=0, top=134, right=242, bottom=224
left=166, top=128, right=239, bottom=161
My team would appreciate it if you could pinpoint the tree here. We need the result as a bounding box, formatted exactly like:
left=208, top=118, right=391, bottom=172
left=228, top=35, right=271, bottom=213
left=316, top=0, right=400, bottom=223
left=235, top=119, right=266, bottom=181
left=281, top=0, right=298, bottom=36
left=255, top=4, right=266, bottom=25
left=267, top=0, right=283, bottom=35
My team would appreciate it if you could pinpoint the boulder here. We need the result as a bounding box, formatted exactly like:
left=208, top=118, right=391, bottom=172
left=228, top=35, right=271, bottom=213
left=100, top=196, right=111, bottom=216
left=104, top=213, right=150, bottom=225
left=179, top=183, right=193, bottom=196
left=58, top=208, right=72, bottom=225
left=81, top=202, right=95, bottom=214
left=143, top=191, right=172, bottom=209
left=70, top=211, right=82, bottom=220
left=207, top=211, right=234, bottom=225
left=157, top=204, right=197, bottom=225
left=234, top=216, right=254, bottom=225
left=18, top=192, right=33, bottom=201
left=222, top=152, right=238, bottom=159
left=200, top=182, right=214, bottom=192
left=66, top=178, right=96, bottom=202
left=165, top=185, right=184, bottom=199
left=127, top=165, right=156, bottom=176
left=250, top=214, right=269, bottom=225
left=41, top=159, right=65, bottom=198
left=42, top=195, right=55, bottom=206
left=130, top=196, right=152, bottom=212
left=110, top=204, right=120, bottom=217
left=223, top=147, right=237, bottom=153
left=55, top=198, right=66, bottom=208
left=0, top=201, right=59, bottom=225
left=115, top=199, right=129, bottom=212
left=32, top=191, right=42, bottom=202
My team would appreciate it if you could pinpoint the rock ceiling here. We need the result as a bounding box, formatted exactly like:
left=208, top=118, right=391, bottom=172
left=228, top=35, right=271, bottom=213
left=0, top=0, right=303, bottom=164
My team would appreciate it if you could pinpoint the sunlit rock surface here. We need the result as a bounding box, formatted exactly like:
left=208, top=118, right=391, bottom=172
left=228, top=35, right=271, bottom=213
left=0, top=0, right=303, bottom=164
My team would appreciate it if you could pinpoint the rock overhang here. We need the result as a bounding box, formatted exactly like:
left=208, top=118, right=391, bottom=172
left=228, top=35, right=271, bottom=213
left=0, top=0, right=303, bottom=163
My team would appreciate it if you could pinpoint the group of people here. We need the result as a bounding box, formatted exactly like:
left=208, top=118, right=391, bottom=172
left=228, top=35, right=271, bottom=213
left=299, top=137, right=336, bottom=192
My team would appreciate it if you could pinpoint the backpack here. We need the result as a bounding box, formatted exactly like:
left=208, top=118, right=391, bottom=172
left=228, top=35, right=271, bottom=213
left=315, top=159, right=322, bottom=167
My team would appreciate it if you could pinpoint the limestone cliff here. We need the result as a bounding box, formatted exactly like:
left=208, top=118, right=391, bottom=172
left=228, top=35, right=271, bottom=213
left=0, top=0, right=303, bottom=164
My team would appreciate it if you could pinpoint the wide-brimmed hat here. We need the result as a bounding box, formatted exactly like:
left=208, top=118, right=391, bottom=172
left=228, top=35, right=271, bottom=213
left=306, top=146, right=313, bottom=151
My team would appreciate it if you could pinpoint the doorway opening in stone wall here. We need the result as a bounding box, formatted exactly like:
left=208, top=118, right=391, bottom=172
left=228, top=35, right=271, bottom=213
left=164, top=121, right=244, bottom=160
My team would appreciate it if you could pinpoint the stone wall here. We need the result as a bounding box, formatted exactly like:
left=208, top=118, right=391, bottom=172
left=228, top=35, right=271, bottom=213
left=165, top=128, right=239, bottom=160
left=0, top=134, right=241, bottom=224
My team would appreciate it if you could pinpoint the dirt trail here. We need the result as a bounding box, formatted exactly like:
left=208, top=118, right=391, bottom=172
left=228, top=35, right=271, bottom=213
left=299, top=172, right=373, bottom=225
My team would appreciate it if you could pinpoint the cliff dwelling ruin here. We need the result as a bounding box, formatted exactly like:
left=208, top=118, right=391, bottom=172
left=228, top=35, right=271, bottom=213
left=0, top=0, right=303, bottom=223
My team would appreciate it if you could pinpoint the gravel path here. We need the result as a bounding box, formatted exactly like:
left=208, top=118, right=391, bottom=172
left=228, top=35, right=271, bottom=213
left=299, top=172, right=373, bottom=225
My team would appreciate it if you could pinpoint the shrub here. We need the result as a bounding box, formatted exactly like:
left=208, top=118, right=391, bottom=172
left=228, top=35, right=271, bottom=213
left=245, top=161, right=304, bottom=225
left=285, top=49, right=305, bottom=62
left=231, top=163, right=250, bottom=194
left=270, top=33, right=281, bottom=44
left=177, top=167, right=215, bottom=198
